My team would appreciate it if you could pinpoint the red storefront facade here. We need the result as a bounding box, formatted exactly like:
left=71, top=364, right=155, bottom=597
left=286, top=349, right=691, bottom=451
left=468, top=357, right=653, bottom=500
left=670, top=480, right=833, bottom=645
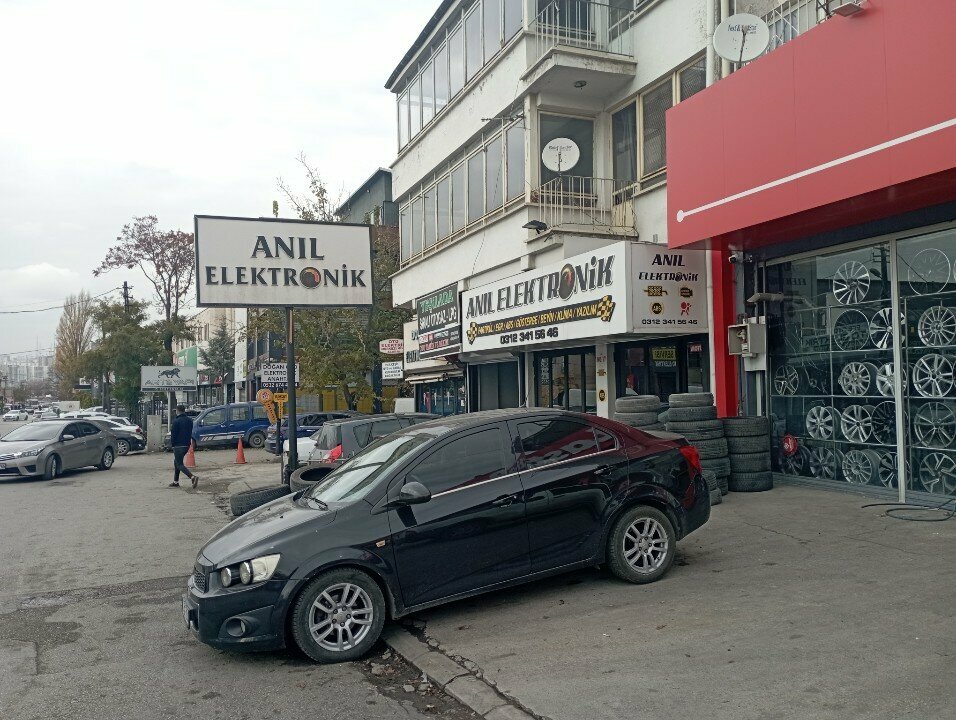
left=666, top=0, right=956, bottom=499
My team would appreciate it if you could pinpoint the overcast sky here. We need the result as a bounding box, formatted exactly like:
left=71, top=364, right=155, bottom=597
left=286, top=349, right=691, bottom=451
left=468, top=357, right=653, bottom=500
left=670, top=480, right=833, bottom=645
left=0, top=0, right=435, bottom=356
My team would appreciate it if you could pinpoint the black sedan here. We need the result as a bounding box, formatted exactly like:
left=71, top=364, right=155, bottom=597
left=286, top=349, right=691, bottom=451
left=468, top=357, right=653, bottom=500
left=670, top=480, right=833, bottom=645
left=184, top=409, right=709, bottom=663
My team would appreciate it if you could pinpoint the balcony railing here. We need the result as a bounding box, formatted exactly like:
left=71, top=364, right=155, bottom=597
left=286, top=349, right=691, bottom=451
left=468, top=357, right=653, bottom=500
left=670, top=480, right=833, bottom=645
left=763, top=0, right=825, bottom=53
left=531, top=1, right=633, bottom=61
left=533, top=176, right=637, bottom=235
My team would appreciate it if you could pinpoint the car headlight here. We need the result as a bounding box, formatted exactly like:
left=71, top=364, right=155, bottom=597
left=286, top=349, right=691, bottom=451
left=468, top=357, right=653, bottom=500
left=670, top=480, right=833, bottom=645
left=220, top=554, right=280, bottom=587
left=14, top=449, right=42, bottom=458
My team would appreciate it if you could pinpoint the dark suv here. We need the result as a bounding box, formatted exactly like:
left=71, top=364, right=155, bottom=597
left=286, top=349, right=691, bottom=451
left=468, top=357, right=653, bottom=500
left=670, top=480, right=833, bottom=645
left=304, top=413, right=437, bottom=465
left=265, top=411, right=362, bottom=455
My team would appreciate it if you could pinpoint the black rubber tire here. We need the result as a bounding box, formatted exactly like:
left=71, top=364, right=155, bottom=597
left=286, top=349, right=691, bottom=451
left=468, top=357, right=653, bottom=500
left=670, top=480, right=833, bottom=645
left=115, top=439, right=130, bottom=456
left=689, top=438, right=728, bottom=460
left=727, top=435, right=771, bottom=454
left=290, top=568, right=387, bottom=663
left=606, top=506, right=677, bottom=584
left=677, top=427, right=727, bottom=442
left=614, top=411, right=660, bottom=426
left=667, top=405, right=718, bottom=422
left=710, top=488, right=723, bottom=506
left=722, top=416, right=771, bottom=437
left=728, top=471, right=774, bottom=492
left=717, top=475, right=729, bottom=495
left=639, top=423, right=666, bottom=431
left=668, top=392, right=715, bottom=408
left=729, top=452, right=772, bottom=473
left=615, top=396, right=661, bottom=413
left=230, top=485, right=291, bottom=516
left=666, top=419, right=723, bottom=433
left=701, top=456, right=731, bottom=477
left=247, top=431, right=266, bottom=449
left=43, top=454, right=59, bottom=480
left=97, top=448, right=114, bottom=471
left=657, top=411, right=669, bottom=424
left=290, top=465, right=336, bottom=494
left=703, top=470, right=718, bottom=491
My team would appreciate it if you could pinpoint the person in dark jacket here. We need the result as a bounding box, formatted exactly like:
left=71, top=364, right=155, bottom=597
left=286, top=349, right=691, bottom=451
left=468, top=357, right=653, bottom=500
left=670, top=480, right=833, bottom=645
left=170, top=405, right=199, bottom=488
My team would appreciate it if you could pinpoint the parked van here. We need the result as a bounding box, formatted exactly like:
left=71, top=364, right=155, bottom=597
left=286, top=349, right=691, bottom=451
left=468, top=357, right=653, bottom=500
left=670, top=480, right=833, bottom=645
left=192, top=402, right=272, bottom=449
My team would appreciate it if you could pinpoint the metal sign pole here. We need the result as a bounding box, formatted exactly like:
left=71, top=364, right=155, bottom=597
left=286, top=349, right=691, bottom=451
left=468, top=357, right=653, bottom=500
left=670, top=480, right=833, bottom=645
left=286, top=307, right=298, bottom=477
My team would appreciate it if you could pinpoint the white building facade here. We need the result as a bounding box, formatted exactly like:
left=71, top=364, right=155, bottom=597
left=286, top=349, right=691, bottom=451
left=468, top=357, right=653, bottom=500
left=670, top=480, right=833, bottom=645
left=388, top=0, right=723, bottom=416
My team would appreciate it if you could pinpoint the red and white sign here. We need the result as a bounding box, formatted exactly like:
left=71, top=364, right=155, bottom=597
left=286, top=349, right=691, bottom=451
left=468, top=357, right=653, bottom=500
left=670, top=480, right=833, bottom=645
left=782, top=434, right=799, bottom=457
left=379, top=339, right=404, bottom=355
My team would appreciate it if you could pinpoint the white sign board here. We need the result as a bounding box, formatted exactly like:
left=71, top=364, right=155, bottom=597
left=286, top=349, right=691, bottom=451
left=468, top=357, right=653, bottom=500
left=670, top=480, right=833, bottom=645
left=379, top=338, right=404, bottom=355
left=141, top=365, right=198, bottom=392
left=629, top=243, right=709, bottom=332
left=462, top=244, right=629, bottom=352
left=261, top=362, right=299, bottom=388
left=382, top=361, right=404, bottom=380
left=194, top=216, right=373, bottom=308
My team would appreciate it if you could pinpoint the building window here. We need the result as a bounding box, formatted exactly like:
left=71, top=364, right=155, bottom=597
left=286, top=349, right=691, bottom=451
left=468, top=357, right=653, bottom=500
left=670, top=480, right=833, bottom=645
left=679, top=56, right=706, bottom=100
left=451, top=163, right=466, bottom=233
left=449, top=25, right=465, bottom=97
left=434, top=45, right=449, bottom=113
left=535, top=348, right=596, bottom=413
left=611, top=102, right=637, bottom=187
left=483, top=0, right=501, bottom=62
left=398, top=91, right=410, bottom=148
left=485, top=136, right=503, bottom=211
left=409, top=76, right=422, bottom=137
left=422, top=60, right=435, bottom=126
left=504, top=0, right=522, bottom=39
left=641, top=80, right=671, bottom=184
left=410, top=196, right=423, bottom=257
left=540, top=114, right=593, bottom=185
left=423, top=184, right=437, bottom=249
left=465, top=5, right=482, bottom=81
left=506, top=123, right=525, bottom=201
left=436, top=176, right=451, bottom=240
left=467, top=151, right=484, bottom=223
left=400, top=206, right=411, bottom=260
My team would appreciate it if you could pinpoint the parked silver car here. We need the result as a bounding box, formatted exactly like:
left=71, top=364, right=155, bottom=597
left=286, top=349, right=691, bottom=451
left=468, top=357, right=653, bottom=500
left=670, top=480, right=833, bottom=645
left=0, top=420, right=116, bottom=479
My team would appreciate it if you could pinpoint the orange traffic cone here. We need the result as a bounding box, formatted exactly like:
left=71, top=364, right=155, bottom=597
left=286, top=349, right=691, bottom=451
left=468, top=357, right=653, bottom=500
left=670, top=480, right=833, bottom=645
left=184, top=441, right=197, bottom=468
left=234, top=438, right=247, bottom=465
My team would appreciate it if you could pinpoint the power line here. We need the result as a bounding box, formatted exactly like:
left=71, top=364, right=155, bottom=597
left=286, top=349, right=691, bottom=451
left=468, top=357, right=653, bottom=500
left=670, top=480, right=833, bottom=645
left=0, top=287, right=122, bottom=315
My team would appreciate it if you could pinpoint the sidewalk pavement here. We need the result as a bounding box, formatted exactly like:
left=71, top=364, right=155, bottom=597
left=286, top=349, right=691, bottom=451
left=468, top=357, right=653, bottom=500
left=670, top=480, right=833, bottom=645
left=385, top=484, right=956, bottom=720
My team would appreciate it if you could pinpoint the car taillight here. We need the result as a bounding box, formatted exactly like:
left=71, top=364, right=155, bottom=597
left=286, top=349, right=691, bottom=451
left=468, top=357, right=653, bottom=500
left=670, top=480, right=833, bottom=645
left=323, top=444, right=343, bottom=463
left=679, top=445, right=702, bottom=477
left=136, top=427, right=142, bottom=434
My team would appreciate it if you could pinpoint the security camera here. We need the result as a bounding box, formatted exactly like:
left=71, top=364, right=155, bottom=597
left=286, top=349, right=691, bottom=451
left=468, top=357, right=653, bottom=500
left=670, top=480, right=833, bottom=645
left=728, top=251, right=753, bottom=265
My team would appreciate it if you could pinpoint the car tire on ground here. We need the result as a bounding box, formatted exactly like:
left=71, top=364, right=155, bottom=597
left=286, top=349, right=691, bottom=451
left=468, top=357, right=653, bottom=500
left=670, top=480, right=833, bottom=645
left=668, top=392, right=715, bottom=408
left=606, top=505, right=677, bottom=584
left=710, top=488, right=723, bottom=505
left=614, top=411, right=660, bottom=426
left=722, top=416, right=771, bottom=437
left=290, top=568, right=387, bottom=663
left=230, top=485, right=291, bottom=516
left=43, top=454, right=59, bottom=480
left=247, top=431, right=266, bottom=449
left=728, top=471, right=774, bottom=492
left=667, top=405, right=718, bottom=422
left=615, top=395, right=661, bottom=413
left=729, top=452, right=772, bottom=473
left=726, top=435, right=771, bottom=454
left=290, top=465, right=336, bottom=494
left=115, top=439, right=130, bottom=456
left=97, top=448, right=114, bottom=471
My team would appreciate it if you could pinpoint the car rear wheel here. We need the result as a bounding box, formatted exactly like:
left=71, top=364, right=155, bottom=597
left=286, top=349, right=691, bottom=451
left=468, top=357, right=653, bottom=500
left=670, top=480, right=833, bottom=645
left=115, top=439, right=130, bottom=456
left=291, top=569, right=386, bottom=663
left=247, top=431, right=266, bottom=449
left=607, top=506, right=676, bottom=584
left=43, top=455, right=60, bottom=480
left=97, top=448, right=114, bottom=471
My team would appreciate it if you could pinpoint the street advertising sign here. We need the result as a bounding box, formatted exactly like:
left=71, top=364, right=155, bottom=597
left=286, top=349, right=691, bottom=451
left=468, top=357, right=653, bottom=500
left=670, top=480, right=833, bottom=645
left=378, top=338, right=404, bottom=355
left=256, top=389, right=274, bottom=404
left=262, top=401, right=278, bottom=425
left=274, top=392, right=289, bottom=403
left=141, top=365, right=198, bottom=392
left=629, top=243, right=709, bottom=332
left=194, top=216, right=373, bottom=308
left=261, top=362, right=299, bottom=388
left=782, top=433, right=799, bottom=456
left=381, top=361, right=404, bottom=381
left=417, top=283, right=462, bottom=359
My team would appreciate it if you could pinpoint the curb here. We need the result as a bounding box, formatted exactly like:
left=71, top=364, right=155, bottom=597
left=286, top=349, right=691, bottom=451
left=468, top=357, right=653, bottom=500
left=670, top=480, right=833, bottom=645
left=382, top=625, right=535, bottom=720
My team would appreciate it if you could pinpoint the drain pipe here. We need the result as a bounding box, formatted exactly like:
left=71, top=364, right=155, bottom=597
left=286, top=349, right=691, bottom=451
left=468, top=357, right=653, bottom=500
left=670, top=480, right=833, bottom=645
left=720, top=0, right=732, bottom=78
left=704, top=0, right=718, bottom=397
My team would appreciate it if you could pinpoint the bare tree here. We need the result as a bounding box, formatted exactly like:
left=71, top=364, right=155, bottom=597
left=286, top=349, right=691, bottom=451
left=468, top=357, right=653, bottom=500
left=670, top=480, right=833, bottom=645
left=53, top=291, right=96, bottom=397
left=276, top=152, right=343, bottom=222
left=94, top=215, right=194, bottom=359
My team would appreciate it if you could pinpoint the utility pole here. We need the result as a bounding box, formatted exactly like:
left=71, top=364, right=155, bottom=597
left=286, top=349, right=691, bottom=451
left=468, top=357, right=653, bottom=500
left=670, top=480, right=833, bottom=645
left=122, top=282, right=131, bottom=314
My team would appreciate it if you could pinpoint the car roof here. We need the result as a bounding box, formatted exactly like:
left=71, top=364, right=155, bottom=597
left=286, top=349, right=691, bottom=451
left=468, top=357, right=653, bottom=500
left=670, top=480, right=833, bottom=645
left=323, top=412, right=438, bottom=428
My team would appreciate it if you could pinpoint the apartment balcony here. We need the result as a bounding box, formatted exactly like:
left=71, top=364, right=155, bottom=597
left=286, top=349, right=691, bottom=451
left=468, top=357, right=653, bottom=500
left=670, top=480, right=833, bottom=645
left=523, top=1, right=636, bottom=99
left=533, top=176, right=638, bottom=237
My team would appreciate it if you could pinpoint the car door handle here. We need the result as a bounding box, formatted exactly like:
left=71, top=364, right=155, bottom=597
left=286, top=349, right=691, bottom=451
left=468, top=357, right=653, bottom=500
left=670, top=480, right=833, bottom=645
left=491, top=494, right=516, bottom=507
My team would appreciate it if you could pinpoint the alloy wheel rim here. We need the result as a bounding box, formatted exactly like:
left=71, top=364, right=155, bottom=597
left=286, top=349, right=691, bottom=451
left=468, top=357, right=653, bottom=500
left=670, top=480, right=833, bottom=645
left=918, top=452, right=956, bottom=494
left=912, top=354, right=955, bottom=398
left=841, top=405, right=873, bottom=443
left=870, top=402, right=897, bottom=445
left=104, top=451, right=113, bottom=467
left=623, top=517, right=668, bottom=574
left=309, top=583, right=374, bottom=652
left=875, top=363, right=896, bottom=397
left=806, top=405, right=837, bottom=440
left=832, top=261, right=871, bottom=305
left=842, top=449, right=877, bottom=485
left=774, top=365, right=800, bottom=395
left=839, top=362, right=872, bottom=396
left=808, top=447, right=836, bottom=480
left=117, top=440, right=129, bottom=455
left=917, top=306, right=956, bottom=347
left=780, top=449, right=806, bottom=475
left=913, top=402, right=956, bottom=448
left=868, top=308, right=901, bottom=349
left=833, top=309, right=871, bottom=351
left=907, top=248, right=952, bottom=296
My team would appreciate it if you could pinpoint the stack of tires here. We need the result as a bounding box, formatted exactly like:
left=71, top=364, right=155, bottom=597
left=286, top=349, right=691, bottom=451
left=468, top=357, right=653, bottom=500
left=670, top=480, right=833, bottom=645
left=665, top=393, right=730, bottom=497
left=613, top=395, right=665, bottom=431
left=703, top=470, right=722, bottom=506
left=723, top=416, right=773, bottom=492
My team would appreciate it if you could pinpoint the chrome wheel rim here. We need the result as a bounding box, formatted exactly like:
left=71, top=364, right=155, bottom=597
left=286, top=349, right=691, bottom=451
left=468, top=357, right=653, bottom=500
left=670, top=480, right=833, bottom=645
left=875, top=363, right=896, bottom=397
left=774, top=365, right=800, bottom=395
left=871, top=401, right=897, bottom=445
left=868, top=308, right=901, bottom=349
left=833, top=310, right=870, bottom=351
left=839, top=362, right=872, bottom=396
left=918, top=452, right=956, bottom=494
left=912, top=354, right=955, bottom=398
left=917, top=306, right=956, bottom=347
left=842, top=449, right=878, bottom=485
left=832, top=261, right=871, bottom=305
left=808, top=446, right=836, bottom=481
left=806, top=405, right=837, bottom=440
left=103, top=450, right=113, bottom=467
left=309, top=583, right=374, bottom=652
left=841, top=405, right=873, bottom=443
left=116, top=440, right=130, bottom=455
left=623, top=517, right=669, bottom=574
left=779, top=448, right=806, bottom=475
left=877, top=451, right=905, bottom=489
left=907, top=248, right=951, bottom=296
left=913, top=402, right=956, bottom=448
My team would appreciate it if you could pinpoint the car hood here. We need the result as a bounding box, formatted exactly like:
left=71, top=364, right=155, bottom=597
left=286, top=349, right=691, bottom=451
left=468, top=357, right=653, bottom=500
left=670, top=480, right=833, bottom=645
left=0, top=440, right=48, bottom=455
left=199, top=494, right=336, bottom=567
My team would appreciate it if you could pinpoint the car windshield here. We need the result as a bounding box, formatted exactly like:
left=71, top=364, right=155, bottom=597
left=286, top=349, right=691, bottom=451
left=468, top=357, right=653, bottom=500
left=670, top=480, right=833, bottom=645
left=1, top=424, right=63, bottom=442
left=303, top=432, right=433, bottom=504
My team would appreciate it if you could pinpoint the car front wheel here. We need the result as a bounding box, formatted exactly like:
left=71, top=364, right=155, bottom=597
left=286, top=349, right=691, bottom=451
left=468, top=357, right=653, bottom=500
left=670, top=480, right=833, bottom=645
left=43, top=455, right=60, bottom=480
left=115, top=439, right=130, bottom=456
left=607, top=506, right=676, bottom=584
left=97, top=448, right=114, bottom=471
left=290, top=569, right=386, bottom=663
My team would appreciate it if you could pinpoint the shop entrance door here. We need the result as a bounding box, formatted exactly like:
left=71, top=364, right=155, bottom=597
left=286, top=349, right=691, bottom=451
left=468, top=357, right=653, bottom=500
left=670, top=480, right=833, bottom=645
left=616, top=335, right=710, bottom=401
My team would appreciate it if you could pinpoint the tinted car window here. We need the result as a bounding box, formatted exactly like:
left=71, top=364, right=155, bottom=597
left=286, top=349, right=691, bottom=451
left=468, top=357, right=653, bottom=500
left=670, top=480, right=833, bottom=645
left=517, top=419, right=599, bottom=469
left=408, top=426, right=510, bottom=495
left=353, top=423, right=373, bottom=448
left=63, top=423, right=81, bottom=439
left=370, top=419, right=403, bottom=441
left=229, top=406, right=250, bottom=422
left=201, top=409, right=226, bottom=426
left=314, top=424, right=343, bottom=450
left=252, top=405, right=269, bottom=420
left=78, top=422, right=100, bottom=437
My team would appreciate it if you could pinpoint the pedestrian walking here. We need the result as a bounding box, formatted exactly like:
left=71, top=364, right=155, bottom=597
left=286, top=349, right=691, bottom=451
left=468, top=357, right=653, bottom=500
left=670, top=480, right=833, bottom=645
left=170, top=405, right=199, bottom=488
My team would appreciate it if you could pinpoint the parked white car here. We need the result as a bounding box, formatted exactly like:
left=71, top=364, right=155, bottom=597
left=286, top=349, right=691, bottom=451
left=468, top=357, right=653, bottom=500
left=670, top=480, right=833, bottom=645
left=281, top=435, right=319, bottom=465
left=3, top=410, right=29, bottom=422
left=60, top=411, right=110, bottom=420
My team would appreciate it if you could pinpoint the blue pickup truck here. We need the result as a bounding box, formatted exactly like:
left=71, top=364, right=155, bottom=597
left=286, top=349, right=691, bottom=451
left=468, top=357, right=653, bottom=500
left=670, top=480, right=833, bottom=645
left=191, top=402, right=272, bottom=449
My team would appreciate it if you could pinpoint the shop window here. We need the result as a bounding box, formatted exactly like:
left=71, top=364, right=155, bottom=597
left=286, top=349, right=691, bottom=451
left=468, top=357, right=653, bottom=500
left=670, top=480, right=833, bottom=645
left=535, top=349, right=596, bottom=412
left=472, top=362, right=520, bottom=410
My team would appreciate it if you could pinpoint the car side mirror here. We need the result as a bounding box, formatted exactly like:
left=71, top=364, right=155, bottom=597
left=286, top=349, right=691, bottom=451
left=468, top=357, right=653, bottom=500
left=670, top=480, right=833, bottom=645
left=62, top=434, right=75, bottom=441
left=397, top=481, right=431, bottom=505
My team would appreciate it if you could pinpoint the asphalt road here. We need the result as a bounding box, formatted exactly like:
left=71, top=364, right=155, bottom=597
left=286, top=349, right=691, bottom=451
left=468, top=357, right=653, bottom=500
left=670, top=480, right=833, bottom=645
left=0, top=442, right=476, bottom=720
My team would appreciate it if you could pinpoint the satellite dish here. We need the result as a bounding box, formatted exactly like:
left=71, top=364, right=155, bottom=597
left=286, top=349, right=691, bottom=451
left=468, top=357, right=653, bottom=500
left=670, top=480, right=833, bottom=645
left=541, top=138, right=580, bottom=173
left=713, top=13, right=771, bottom=63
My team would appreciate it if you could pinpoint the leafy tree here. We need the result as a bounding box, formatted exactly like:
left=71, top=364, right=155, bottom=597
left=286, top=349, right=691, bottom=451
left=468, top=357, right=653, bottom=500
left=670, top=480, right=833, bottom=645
left=198, top=318, right=238, bottom=404
left=53, top=291, right=96, bottom=398
left=93, top=216, right=195, bottom=360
